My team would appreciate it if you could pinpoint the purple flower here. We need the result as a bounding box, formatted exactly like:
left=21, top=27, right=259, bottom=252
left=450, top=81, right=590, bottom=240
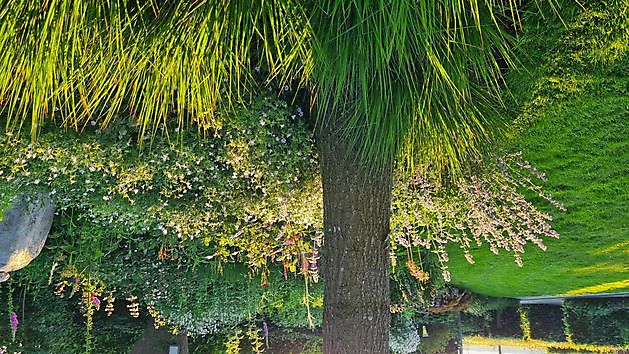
left=10, top=312, right=18, bottom=334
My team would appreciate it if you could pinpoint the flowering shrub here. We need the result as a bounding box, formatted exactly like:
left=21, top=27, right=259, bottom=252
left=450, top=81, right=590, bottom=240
left=0, top=94, right=563, bottom=338
left=0, top=96, right=321, bottom=279
left=0, top=95, right=325, bottom=337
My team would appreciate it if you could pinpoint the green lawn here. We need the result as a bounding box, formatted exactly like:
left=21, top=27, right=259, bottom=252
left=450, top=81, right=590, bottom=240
left=448, top=1, right=629, bottom=297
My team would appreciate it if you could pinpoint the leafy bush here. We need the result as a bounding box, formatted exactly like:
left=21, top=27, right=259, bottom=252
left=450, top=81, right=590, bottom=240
left=1, top=95, right=325, bottom=336
left=562, top=298, right=628, bottom=346
left=465, top=296, right=517, bottom=320
left=144, top=263, right=322, bottom=335
left=0, top=96, right=321, bottom=281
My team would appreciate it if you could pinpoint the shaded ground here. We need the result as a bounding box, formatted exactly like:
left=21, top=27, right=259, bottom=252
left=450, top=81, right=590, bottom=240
left=131, top=322, right=188, bottom=354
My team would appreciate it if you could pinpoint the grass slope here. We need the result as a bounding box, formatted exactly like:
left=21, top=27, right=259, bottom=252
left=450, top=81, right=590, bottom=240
left=448, top=0, right=629, bottom=297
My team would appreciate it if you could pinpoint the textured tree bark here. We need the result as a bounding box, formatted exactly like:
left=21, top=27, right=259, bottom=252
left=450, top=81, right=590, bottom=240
left=318, top=121, right=392, bottom=353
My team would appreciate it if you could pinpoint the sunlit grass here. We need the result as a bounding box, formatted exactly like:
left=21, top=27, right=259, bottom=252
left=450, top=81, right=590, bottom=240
left=447, top=1, right=628, bottom=297
left=563, top=280, right=629, bottom=296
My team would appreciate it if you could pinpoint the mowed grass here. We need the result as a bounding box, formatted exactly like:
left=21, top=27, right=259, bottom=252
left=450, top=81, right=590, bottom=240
left=449, top=96, right=629, bottom=297
left=448, top=2, right=629, bottom=297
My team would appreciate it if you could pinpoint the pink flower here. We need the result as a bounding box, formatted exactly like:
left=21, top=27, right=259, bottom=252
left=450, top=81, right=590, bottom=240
left=10, top=312, right=18, bottom=335
left=91, top=294, right=101, bottom=308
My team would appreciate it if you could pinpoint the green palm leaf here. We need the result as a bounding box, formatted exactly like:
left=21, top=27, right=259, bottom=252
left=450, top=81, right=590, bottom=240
left=0, top=0, right=558, bottom=175
left=0, top=0, right=311, bottom=142
left=311, top=0, right=540, bottom=175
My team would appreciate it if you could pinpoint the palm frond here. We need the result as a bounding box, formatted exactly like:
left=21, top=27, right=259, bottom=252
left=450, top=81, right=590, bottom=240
left=311, top=0, right=552, bottom=176
left=0, top=0, right=559, bottom=177
left=0, top=0, right=312, bottom=141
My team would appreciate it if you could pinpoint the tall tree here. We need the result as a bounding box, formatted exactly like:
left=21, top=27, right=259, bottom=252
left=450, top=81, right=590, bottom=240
left=310, top=2, right=519, bottom=350
left=0, top=0, right=541, bottom=351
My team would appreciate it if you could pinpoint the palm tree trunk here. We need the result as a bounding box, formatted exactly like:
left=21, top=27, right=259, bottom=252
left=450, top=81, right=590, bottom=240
left=318, top=119, right=392, bottom=353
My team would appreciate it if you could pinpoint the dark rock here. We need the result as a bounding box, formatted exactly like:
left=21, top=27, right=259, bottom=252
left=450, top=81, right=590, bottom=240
left=0, top=194, right=55, bottom=282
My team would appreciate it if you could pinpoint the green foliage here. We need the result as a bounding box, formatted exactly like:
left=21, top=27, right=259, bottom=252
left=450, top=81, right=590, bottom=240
left=464, top=296, right=518, bottom=320
left=562, top=298, right=629, bottom=346
left=0, top=0, right=311, bottom=142
left=511, top=0, right=628, bottom=129
left=0, top=285, right=143, bottom=354
left=562, top=306, right=573, bottom=343
left=0, top=95, right=321, bottom=279
left=264, top=277, right=323, bottom=329
left=143, top=263, right=322, bottom=336
left=22, top=296, right=84, bottom=354
left=527, top=304, right=565, bottom=342
left=145, top=263, right=267, bottom=335
left=551, top=0, right=628, bottom=72
left=0, top=95, right=326, bottom=338
left=519, top=305, right=532, bottom=341
left=312, top=0, right=522, bottom=172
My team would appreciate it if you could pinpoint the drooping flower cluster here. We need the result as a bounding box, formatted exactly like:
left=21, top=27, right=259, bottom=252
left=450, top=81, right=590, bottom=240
left=146, top=304, right=167, bottom=329
left=90, top=294, right=101, bottom=310
left=392, top=153, right=564, bottom=280
left=104, top=291, right=116, bottom=317
left=126, top=296, right=140, bottom=318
